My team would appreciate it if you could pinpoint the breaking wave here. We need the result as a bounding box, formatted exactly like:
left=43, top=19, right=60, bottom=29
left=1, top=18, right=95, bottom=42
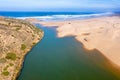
left=16, top=12, right=115, bottom=21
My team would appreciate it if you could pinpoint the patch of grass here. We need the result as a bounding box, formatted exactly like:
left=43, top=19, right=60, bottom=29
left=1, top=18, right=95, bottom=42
left=0, top=58, right=6, bottom=63
left=9, top=63, right=14, bottom=66
left=21, top=44, right=26, bottom=50
left=3, top=65, right=9, bottom=71
left=33, top=42, right=36, bottom=45
left=35, top=27, right=41, bottom=34
left=16, top=27, right=21, bottom=31
left=6, top=53, right=16, bottom=60
left=2, top=71, right=9, bottom=76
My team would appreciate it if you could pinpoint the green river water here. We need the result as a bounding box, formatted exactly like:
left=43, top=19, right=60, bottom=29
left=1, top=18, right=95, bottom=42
left=18, top=24, right=120, bottom=80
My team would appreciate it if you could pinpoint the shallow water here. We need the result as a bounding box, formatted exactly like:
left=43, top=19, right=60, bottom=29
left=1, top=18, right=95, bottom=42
left=18, top=24, right=120, bottom=80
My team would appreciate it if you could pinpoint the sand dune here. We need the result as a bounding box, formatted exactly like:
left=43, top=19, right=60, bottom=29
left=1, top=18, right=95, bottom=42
left=27, top=16, right=120, bottom=67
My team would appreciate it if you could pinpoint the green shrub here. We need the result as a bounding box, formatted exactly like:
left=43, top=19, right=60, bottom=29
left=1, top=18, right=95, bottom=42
left=16, top=27, right=21, bottom=31
left=3, top=65, right=9, bottom=71
left=9, top=63, right=14, bottom=66
left=21, top=44, right=26, bottom=50
left=33, top=42, right=36, bottom=45
left=2, top=71, right=9, bottom=76
left=0, top=58, right=6, bottom=63
left=6, top=53, right=16, bottom=60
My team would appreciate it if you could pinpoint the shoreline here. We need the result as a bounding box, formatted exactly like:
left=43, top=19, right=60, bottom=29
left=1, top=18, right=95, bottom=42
left=15, top=34, right=44, bottom=80
left=0, top=17, right=44, bottom=80
left=27, top=16, right=120, bottom=67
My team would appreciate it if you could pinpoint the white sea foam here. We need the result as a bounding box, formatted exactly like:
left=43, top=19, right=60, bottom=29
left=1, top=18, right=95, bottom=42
left=16, top=12, right=115, bottom=21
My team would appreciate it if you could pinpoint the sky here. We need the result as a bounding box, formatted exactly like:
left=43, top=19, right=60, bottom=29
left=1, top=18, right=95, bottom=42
left=0, top=0, right=120, bottom=12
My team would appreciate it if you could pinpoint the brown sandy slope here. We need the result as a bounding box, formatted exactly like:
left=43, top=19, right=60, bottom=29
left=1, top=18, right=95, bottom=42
left=0, top=17, right=44, bottom=80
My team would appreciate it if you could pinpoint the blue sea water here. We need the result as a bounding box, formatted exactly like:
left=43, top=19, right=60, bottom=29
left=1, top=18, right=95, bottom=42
left=1, top=11, right=120, bottom=80
left=0, top=11, right=117, bottom=21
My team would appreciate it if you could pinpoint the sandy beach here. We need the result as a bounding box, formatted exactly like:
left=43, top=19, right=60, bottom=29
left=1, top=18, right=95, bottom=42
left=27, top=16, right=120, bottom=67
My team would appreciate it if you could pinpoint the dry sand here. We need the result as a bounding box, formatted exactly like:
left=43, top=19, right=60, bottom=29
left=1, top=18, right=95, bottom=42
left=27, top=16, right=120, bottom=67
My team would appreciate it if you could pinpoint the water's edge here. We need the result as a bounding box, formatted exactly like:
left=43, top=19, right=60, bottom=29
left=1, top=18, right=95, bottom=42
left=18, top=24, right=120, bottom=80
left=15, top=31, right=44, bottom=80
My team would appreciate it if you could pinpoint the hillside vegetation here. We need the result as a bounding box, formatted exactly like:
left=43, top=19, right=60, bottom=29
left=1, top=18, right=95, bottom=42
left=0, top=17, right=44, bottom=80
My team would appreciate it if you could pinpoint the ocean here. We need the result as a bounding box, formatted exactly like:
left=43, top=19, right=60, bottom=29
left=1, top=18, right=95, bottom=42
left=0, top=11, right=120, bottom=80
left=0, top=11, right=117, bottom=21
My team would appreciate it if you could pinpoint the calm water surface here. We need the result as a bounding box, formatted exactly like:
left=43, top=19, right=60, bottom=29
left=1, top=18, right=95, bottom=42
left=18, top=24, right=120, bottom=80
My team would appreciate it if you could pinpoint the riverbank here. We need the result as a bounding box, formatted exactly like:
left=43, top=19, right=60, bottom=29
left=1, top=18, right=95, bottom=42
left=0, top=17, right=44, bottom=80
left=17, top=24, right=120, bottom=80
left=26, top=16, right=120, bottom=67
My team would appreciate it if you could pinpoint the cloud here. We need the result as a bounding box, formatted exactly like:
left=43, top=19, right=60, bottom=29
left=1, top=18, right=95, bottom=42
left=0, top=0, right=120, bottom=11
